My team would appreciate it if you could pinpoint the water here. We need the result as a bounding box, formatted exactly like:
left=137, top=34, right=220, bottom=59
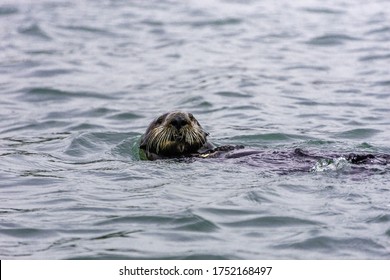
left=1, top=0, right=390, bottom=259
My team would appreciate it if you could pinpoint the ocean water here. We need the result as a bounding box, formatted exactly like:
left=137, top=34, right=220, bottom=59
left=1, top=0, right=390, bottom=259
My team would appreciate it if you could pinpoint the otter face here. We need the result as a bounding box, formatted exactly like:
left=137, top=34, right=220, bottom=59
left=140, top=111, right=209, bottom=159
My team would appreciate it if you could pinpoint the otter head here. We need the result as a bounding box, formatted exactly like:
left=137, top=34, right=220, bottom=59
left=139, top=111, right=210, bottom=160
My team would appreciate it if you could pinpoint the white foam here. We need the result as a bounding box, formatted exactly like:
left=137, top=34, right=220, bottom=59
left=311, top=157, right=350, bottom=172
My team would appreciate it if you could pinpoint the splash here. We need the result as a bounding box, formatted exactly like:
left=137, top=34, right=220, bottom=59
left=311, top=157, right=350, bottom=172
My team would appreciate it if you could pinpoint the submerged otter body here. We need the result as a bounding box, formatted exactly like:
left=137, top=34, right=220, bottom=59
left=139, top=111, right=390, bottom=170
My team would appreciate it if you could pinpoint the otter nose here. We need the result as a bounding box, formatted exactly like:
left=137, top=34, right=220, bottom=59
left=170, top=116, right=188, bottom=130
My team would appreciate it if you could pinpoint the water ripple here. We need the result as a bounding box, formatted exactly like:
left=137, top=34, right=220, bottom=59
left=1, top=0, right=390, bottom=260
left=223, top=216, right=321, bottom=228
left=302, top=7, right=345, bottom=15
left=359, top=53, right=390, bottom=62
left=18, top=23, right=52, bottom=40
left=334, top=129, right=382, bottom=140
left=21, top=87, right=118, bottom=102
left=275, top=236, right=388, bottom=258
left=306, top=34, right=361, bottom=46
left=0, top=5, right=18, bottom=16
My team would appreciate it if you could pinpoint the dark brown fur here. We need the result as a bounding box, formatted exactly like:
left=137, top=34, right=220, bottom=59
left=139, top=111, right=213, bottom=160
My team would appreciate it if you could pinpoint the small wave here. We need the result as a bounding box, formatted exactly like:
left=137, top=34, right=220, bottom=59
left=366, top=214, right=390, bottom=224
left=21, top=87, right=117, bottom=102
left=64, top=132, right=132, bottom=157
left=108, top=112, right=143, bottom=120
left=374, top=80, right=390, bottom=87
left=285, top=65, right=330, bottom=72
left=302, top=7, right=345, bottom=15
left=27, top=68, right=76, bottom=78
left=112, top=134, right=142, bottom=160
left=275, top=236, right=387, bottom=257
left=306, top=34, right=360, bottom=46
left=0, top=227, right=58, bottom=239
left=18, top=23, right=52, bottom=40
left=171, top=215, right=219, bottom=233
left=67, top=123, right=105, bottom=131
left=185, top=18, right=242, bottom=28
left=223, top=216, right=321, bottom=228
left=58, top=25, right=118, bottom=38
left=231, top=133, right=314, bottom=144
left=1, top=120, right=70, bottom=135
left=141, top=20, right=164, bottom=27
left=359, top=53, right=390, bottom=62
left=334, top=128, right=381, bottom=140
left=214, top=91, right=252, bottom=98
left=0, top=5, right=18, bottom=16
left=365, top=26, right=390, bottom=35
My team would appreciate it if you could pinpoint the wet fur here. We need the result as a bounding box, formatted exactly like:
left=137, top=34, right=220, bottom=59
left=140, top=111, right=212, bottom=160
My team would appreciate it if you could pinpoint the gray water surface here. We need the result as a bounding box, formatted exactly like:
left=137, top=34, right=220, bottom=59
left=1, top=0, right=390, bottom=259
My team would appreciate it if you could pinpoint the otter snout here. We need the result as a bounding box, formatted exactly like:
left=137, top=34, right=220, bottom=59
left=169, top=115, right=189, bottom=130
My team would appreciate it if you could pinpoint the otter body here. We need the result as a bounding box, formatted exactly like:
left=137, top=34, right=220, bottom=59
left=139, top=111, right=389, bottom=168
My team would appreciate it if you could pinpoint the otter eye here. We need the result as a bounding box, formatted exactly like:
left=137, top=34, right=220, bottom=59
left=156, top=116, right=164, bottom=124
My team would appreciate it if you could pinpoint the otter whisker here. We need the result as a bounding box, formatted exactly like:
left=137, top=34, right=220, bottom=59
left=189, top=130, right=197, bottom=145
left=156, top=126, right=176, bottom=154
left=149, top=126, right=165, bottom=153
left=149, top=128, right=161, bottom=150
left=187, top=128, right=205, bottom=147
left=160, top=128, right=171, bottom=152
left=155, top=127, right=168, bottom=154
left=186, top=129, right=194, bottom=144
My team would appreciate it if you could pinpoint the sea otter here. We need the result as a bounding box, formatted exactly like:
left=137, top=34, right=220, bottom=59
left=139, top=111, right=389, bottom=168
